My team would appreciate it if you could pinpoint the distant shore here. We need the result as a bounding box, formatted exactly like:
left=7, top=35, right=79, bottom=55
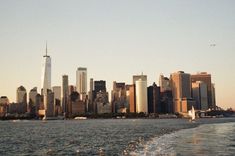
left=1, top=110, right=235, bottom=120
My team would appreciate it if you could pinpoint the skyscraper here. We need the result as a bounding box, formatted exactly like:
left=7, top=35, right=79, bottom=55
left=111, top=81, right=127, bottom=113
left=135, top=76, right=148, bottom=113
left=126, top=85, right=135, bottom=113
left=170, top=71, right=193, bottom=113
left=62, top=75, right=69, bottom=116
left=211, top=83, right=216, bottom=109
left=192, top=81, right=208, bottom=110
left=41, top=44, right=51, bottom=96
left=148, top=83, right=160, bottom=113
left=76, top=67, right=87, bottom=101
left=159, top=74, right=171, bottom=92
left=88, top=78, right=94, bottom=112
left=191, top=72, right=213, bottom=109
left=28, top=87, right=38, bottom=115
left=53, top=86, right=61, bottom=116
left=16, top=86, right=27, bottom=114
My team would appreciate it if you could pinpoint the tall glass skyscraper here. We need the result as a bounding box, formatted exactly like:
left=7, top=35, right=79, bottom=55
left=41, top=44, right=51, bottom=95
left=76, top=67, right=87, bottom=101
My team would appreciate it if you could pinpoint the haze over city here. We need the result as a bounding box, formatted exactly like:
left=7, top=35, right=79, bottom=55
left=0, top=0, right=234, bottom=109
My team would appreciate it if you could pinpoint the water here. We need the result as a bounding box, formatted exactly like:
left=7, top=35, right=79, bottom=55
left=0, top=118, right=234, bottom=155
left=132, top=121, right=235, bottom=156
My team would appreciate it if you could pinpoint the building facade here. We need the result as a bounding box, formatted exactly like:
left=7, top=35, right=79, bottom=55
left=135, top=78, right=148, bottom=113
left=191, top=72, right=214, bottom=109
left=52, top=86, right=61, bottom=116
left=76, top=67, right=87, bottom=101
left=111, top=81, right=128, bottom=113
left=16, top=86, right=27, bottom=114
left=148, top=83, right=160, bottom=113
left=170, top=71, right=192, bottom=113
left=192, top=81, right=208, bottom=110
left=62, top=75, right=69, bottom=116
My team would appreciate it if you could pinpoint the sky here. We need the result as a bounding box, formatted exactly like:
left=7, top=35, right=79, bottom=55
left=0, top=0, right=234, bottom=109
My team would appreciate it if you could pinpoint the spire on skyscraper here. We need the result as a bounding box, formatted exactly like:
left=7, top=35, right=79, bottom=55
left=46, top=41, right=48, bottom=56
left=44, top=41, right=49, bottom=57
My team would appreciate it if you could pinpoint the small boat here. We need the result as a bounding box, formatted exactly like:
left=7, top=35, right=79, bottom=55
left=74, top=117, right=87, bottom=120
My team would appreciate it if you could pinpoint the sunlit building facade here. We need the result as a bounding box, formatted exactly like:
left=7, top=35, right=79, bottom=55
left=76, top=67, right=87, bottom=101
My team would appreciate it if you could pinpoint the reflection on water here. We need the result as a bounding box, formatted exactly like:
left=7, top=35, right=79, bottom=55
left=0, top=118, right=234, bottom=155
left=133, top=122, right=235, bottom=156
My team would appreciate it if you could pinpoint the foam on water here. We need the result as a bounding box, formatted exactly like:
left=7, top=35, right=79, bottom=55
left=132, top=122, right=235, bottom=156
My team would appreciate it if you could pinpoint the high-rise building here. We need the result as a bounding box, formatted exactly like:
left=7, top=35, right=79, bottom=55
left=211, top=83, right=216, bottom=109
left=126, top=85, right=135, bottom=113
left=0, top=96, right=9, bottom=117
left=148, top=83, right=160, bottom=113
left=94, top=80, right=106, bottom=93
left=191, top=72, right=213, bottom=109
left=133, top=74, right=147, bottom=84
left=192, top=81, right=208, bottom=110
left=28, top=87, right=38, bottom=115
left=44, top=89, right=54, bottom=118
left=69, top=85, right=76, bottom=96
left=41, top=44, right=51, bottom=96
left=70, top=91, right=85, bottom=115
left=16, top=86, right=27, bottom=114
left=93, top=80, right=110, bottom=113
left=133, top=74, right=148, bottom=113
left=53, top=86, right=61, bottom=116
left=76, top=67, right=87, bottom=101
left=135, top=78, right=148, bottom=113
left=62, top=75, right=69, bottom=116
left=111, top=81, right=127, bottom=113
left=170, top=71, right=192, bottom=113
left=159, top=74, right=171, bottom=92
left=95, top=91, right=111, bottom=114
left=88, top=78, right=94, bottom=112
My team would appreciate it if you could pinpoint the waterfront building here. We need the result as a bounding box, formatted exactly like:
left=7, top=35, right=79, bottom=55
left=160, top=90, right=173, bottom=113
left=159, top=74, right=171, bottom=92
left=170, top=71, right=192, bottom=113
left=28, top=87, right=38, bottom=116
left=16, top=86, right=27, bottom=114
left=0, top=96, right=9, bottom=117
left=52, top=86, right=61, bottom=116
left=192, top=81, right=208, bottom=110
left=69, top=85, right=76, bottom=96
left=93, top=80, right=110, bottom=113
left=191, top=72, right=214, bottom=109
left=62, top=75, right=69, bottom=116
left=70, top=91, right=85, bottom=116
left=88, top=78, right=94, bottom=112
left=95, top=91, right=111, bottom=114
left=211, top=83, right=216, bottom=110
left=111, top=81, right=128, bottom=113
left=147, top=83, right=161, bottom=113
left=76, top=67, right=87, bottom=101
left=41, top=44, right=51, bottom=96
left=44, top=89, right=54, bottom=117
left=94, top=80, right=106, bottom=93
left=126, top=84, right=135, bottom=113
left=135, top=77, right=148, bottom=113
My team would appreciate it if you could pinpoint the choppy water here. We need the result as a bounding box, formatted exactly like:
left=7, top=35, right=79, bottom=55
left=132, top=121, right=235, bottom=156
left=0, top=118, right=234, bottom=155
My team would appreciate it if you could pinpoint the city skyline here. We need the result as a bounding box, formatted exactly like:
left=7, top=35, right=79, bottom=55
left=0, top=0, right=234, bottom=109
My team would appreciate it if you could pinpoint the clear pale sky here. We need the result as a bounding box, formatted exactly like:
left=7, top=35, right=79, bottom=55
left=0, top=0, right=234, bottom=109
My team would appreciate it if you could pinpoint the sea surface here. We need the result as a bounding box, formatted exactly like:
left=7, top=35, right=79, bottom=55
left=0, top=118, right=234, bottom=156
